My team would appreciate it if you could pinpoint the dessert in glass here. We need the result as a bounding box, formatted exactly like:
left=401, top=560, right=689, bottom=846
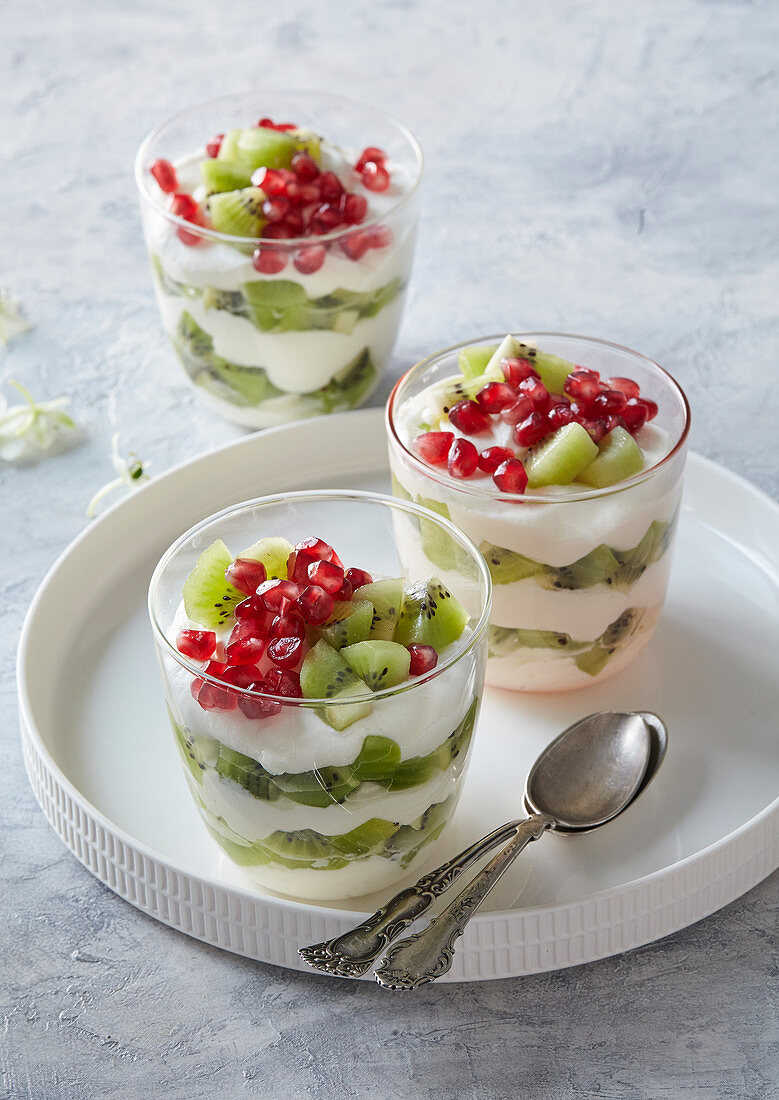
left=135, top=92, right=423, bottom=427
left=148, top=491, right=491, bottom=900
left=386, top=334, right=690, bottom=691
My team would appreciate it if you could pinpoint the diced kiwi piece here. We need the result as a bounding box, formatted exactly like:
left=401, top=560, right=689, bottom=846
left=577, top=427, right=644, bottom=489
left=458, top=344, right=499, bottom=379
left=394, top=577, right=469, bottom=649
left=488, top=625, right=588, bottom=657
left=353, top=579, right=404, bottom=641
left=479, top=542, right=544, bottom=584
left=484, top=335, right=525, bottom=378
left=574, top=608, right=644, bottom=676
left=208, top=187, right=266, bottom=238
left=177, top=310, right=214, bottom=359
left=200, top=158, right=253, bottom=194
left=171, top=717, right=218, bottom=785
left=234, top=127, right=298, bottom=172
left=242, top=279, right=308, bottom=308
left=341, top=640, right=411, bottom=691
left=356, top=735, right=402, bottom=781
left=182, top=538, right=245, bottom=628
left=291, top=127, right=322, bottom=162
left=300, top=641, right=373, bottom=730
left=271, top=764, right=361, bottom=808
left=238, top=536, right=293, bottom=580
left=217, top=129, right=243, bottom=162
left=329, top=818, right=399, bottom=856
left=539, top=544, right=621, bottom=590
left=613, top=521, right=667, bottom=592
left=524, top=348, right=574, bottom=394
left=318, top=599, right=374, bottom=649
left=525, top=423, right=599, bottom=488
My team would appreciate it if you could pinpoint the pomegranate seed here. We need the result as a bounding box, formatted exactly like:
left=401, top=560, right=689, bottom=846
left=583, top=419, right=608, bottom=443
left=408, top=644, right=438, bottom=676
left=447, top=438, right=479, bottom=478
left=639, top=398, right=658, bottom=420
left=308, top=560, right=344, bottom=594
left=252, top=167, right=292, bottom=195
left=224, top=635, right=266, bottom=666
left=355, top=146, right=388, bottom=172
left=291, top=152, right=319, bottom=181
left=264, top=668, right=302, bottom=698
left=257, top=579, right=301, bottom=611
left=237, top=679, right=282, bottom=720
left=593, top=388, right=628, bottom=415
left=267, top=636, right=304, bottom=669
left=221, top=665, right=260, bottom=689
left=319, top=172, right=345, bottom=203
left=334, top=577, right=354, bottom=601
left=501, top=358, right=539, bottom=386
left=413, top=430, right=455, bottom=465
left=262, top=223, right=295, bottom=240
left=493, top=458, right=529, bottom=494
left=225, top=557, right=267, bottom=596
left=564, top=370, right=601, bottom=404
left=476, top=382, right=517, bottom=414
left=514, top=412, right=549, bottom=447
left=605, top=414, right=628, bottom=432
left=177, top=224, right=205, bottom=247
left=342, top=193, right=368, bottom=224
left=295, top=182, right=321, bottom=205
left=168, top=192, right=199, bottom=220
left=252, top=247, right=287, bottom=274
left=298, top=584, right=335, bottom=625
left=622, top=398, right=648, bottom=433
left=228, top=620, right=260, bottom=646
left=448, top=400, right=492, bottom=435
left=478, top=446, right=515, bottom=474
left=213, top=640, right=226, bottom=663
left=568, top=401, right=588, bottom=422
left=270, top=613, right=305, bottom=639
left=205, top=134, right=223, bottom=159
left=313, top=202, right=342, bottom=229
left=297, top=537, right=335, bottom=560
left=608, top=376, right=640, bottom=399
left=362, top=162, right=390, bottom=191
left=197, top=665, right=237, bottom=711
left=294, top=245, right=326, bottom=274
left=341, top=231, right=371, bottom=260
left=287, top=549, right=317, bottom=585
left=368, top=224, right=393, bottom=249
left=518, top=376, right=550, bottom=411
left=257, top=117, right=275, bottom=128
left=262, top=196, right=290, bottom=222
left=151, top=159, right=178, bottom=193
left=547, top=404, right=575, bottom=430
left=345, top=567, right=372, bottom=588
left=500, top=395, right=535, bottom=426
left=282, top=209, right=306, bottom=236
left=234, top=595, right=271, bottom=629
left=176, top=629, right=216, bottom=661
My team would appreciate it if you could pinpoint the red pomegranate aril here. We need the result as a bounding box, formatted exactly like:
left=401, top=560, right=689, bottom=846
left=362, top=162, right=390, bottom=191
left=514, top=412, right=549, bottom=447
left=518, top=376, right=550, bottom=411
left=176, top=629, right=216, bottom=661
left=598, top=388, right=628, bottom=414
left=224, top=635, right=266, bottom=666
left=564, top=370, right=601, bottom=404
left=296, top=536, right=334, bottom=561
left=177, top=224, right=205, bottom=247
left=262, top=196, right=290, bottom=223
left=252, top=166, right=295, bottom=194
left=313, top=202, right=342, bottom=229
left=355, top=146, right=388, bottom=172
left=234, top=595, right=271, bottom=628
left=341, top=231, right=371, bottom=260
left=583, top=418, right=608, bottom=443
left=408, top=644, right=438, bottom=676
left=608, top=376, right=640, bottom=399
left=291, top=151, right=319, bottom=181
left=252, top=247, right=287, bottom=274
left=228, top=620, right=261, bottom=647
left=237, top=680, right=282, bottom=720
left=622, top=398, right=648, bottom=433
left=447, top=437, right=479, bottom=478
left=493, top=458, right=528, bottom=494
left=197, top=682, right=237, bottom=711
left=476, top=382, right=517, bottom=414
left=500, top=395, right=535, bottom=426
left=639, top=398, right=658, bottom=420
left=318, top=172, right=345, bottom=203
left=334, top=577, right=354, bottom=602
left=261, top=223, right=295, bottom=240
left=308, top=559, right=344, bottom=594
left=294, top=245, right=326, bottom=274
left=298, top=182, right=321, bottom=205
left=345, top=567, right=372, bottom=589
left=264, top=668, right=302, bottom=699
left=298, top=584, right=335, bottom=626
left=270, top=613, right=306, bottom=640
left=282, top=210, right=306, bottom=236
left=221, top=665, right=260, bottom=689
left=205, top=133, right=224, bottom=158
left=448, top=400, right=492, bottom=435
left=214, top=640, right=226, bottom=663
left=368, top=224, right=393, bottom=249
left=547, top=403, right=576, bottom=430
left=286, top=549, right=316, bottom=585
left=257, top=117, right=275, bottom=128
left=151, top=158, right=178, bottom=193
left=501, top=357, right=539, bottom=386
left=413, top=430, right=455, bottom=465
left=605, top=414, right=627, bottom=432
left=168, top=192, right=199, bottom=220
left=478, top=446, right=515, bottom=474
left=257, top=579, right=301, bottom=611
left=267, top=636, right=304, bottom=669
left=342, top=193, right=368, bottom=224
left=225, top=557, right=267, bottom=596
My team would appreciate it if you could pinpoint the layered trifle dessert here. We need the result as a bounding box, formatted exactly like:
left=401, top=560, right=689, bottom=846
left=387, top=334, right=690, bottom=691
left=136, top=93, right=422, bottom=427
left=149, top=492, right=490, bottom=900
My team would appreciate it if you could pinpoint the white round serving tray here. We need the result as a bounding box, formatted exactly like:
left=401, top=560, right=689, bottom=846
left=18, top=409, right=779, bottom=982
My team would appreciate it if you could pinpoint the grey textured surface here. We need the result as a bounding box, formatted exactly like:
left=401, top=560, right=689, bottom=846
left=2, top=0, right=778, bottom=1097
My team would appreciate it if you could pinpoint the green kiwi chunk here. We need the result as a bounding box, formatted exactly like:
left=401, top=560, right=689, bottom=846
left=182, top=538, right=244, bottom=628
left=525, top=422, right=599, bottom=487
left=574, top=608, right=645, bottom=675
left=300, top=641, right=373, bottom=730
left=353, top=579, right=404, bottom=641
left=539, top=544, right=621, bottom=591
left=394, top=577, right=469, bottom=649
left=341, top=640, right=411, bottom=691
left=208, top=187, right=265, bottom=238
left=233, top=127, right=298, bottom=172
left=612, top=519, right=673, bottom=592
left=458, top=344, right=499, bottom=379
left=356, top=735, right=402, bottom=781
left=318, top=599, right=374, bottom=649
left=238, top=536, right=293, bottom=580
left=200, top=158, right=252, bottom=195
left=479, top=542, right=544, bottom=584
left=577, top=427, right=645, bottom=489
left=488, top=625, right=589, bottom=658
left=170, top=712, right=218, bottom=785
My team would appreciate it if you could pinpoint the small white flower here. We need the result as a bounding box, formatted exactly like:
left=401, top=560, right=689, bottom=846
left=0, top=290, right=32, bottom=345
left=0, top=380, right=76, bottom=462
left=86, top=434, right=150, bottom=518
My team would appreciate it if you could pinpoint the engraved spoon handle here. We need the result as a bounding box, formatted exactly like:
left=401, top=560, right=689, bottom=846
left=374, top=814, right=552, bottom=990
left=298, top=819, right=523, bottom=977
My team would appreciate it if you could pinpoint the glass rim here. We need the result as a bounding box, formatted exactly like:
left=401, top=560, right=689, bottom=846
left=134, top=88, right=424, bottom=248
left=386, top=331, right=691, bottom=505
left=148, top=488, right=492, bottom=704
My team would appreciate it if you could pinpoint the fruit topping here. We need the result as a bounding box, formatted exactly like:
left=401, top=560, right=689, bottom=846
left=224, top=635, right=266, bottom=665
left=176, top=629, right=216, bottom=661
left=413, top=430, right=455, bottom=465
left=151, top=159, right=178, bottom=193
left=524, top=422, right=598, bottom=488
left=478, top=446, right=515, bottom=474
left=493, top=457, right=529, bottom=494
left=407, top=644, right=438, bottom=676
left=267, top=635, right=305, bottom=669
left=341, top=640, right=411, bottom=690
left=345, top=567, right=373, bottom=588
left=514, top=411, right=548, bottom=447
left=225, top=557, right=267, bottom=596
left=476, top=382, right=517, bottom=414
left=447, top=437, right=479, bottom=478
left=298, top=584, right=335, bottom=625
left=448, top=400, right=492, bottom=435
left=577, top=426, right=644, bottom=488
